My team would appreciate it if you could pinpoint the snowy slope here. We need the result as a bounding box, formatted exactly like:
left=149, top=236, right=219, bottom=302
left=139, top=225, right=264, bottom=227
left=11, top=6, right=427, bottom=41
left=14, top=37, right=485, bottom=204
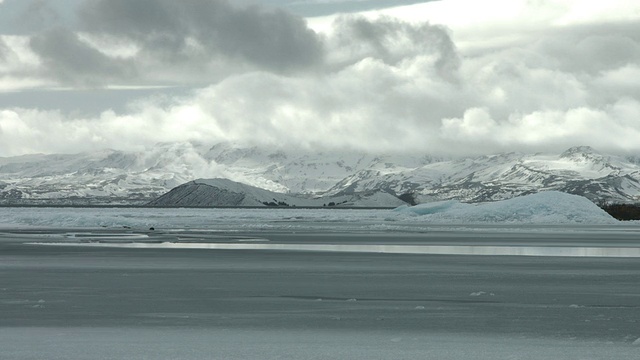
left=395, top=191, right=618, bottom=224
left=1, top=142, right=639, bottom=205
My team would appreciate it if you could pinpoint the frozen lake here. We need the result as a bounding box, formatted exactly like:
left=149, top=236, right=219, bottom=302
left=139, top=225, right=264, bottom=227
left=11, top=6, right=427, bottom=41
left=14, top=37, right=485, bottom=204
left=1, top=208, right=640, bottom=359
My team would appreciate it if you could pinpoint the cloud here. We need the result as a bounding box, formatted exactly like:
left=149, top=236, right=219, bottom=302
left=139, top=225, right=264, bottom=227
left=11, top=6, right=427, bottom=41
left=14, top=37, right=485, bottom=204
left=0, top=35, right=52, bottom=91
left=0, top=37, right=7, bottom=60
left=29, top=28, right=137, bottom=86
left=325, top=16, right=459, bottom=80
left=441, top=108, right=497, bottom=139
left=0, top=42, right=464, bottom=156
left=4, top=89, right=640, bottom=157
left=22, top=4, right=461, bottom=89
left=17, top=0, right=325, bottom=87
left=440, top=100, right=640, bottom=154
left=2, top=0, right=640, bottom=157
left=257, top=0, right=432, bottom=17
left=595, top=65, right=640, bottom=91
left=529, top=22, right=640, bottom=75
left=76, top=0, right=323, bottom=77
left=17, top=0, right=62, bottom=33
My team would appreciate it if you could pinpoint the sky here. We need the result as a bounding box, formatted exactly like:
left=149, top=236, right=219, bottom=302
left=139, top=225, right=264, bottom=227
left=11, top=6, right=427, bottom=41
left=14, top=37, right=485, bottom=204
left=0, top=0, right=639, bottom=157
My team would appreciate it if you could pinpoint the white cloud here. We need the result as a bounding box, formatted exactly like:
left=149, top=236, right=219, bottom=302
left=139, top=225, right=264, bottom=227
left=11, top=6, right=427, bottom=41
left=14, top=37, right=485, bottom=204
left=439, top=100, right=640, bottom=154
left=3, top=61, right=640, bottom=157
left=551, top=0, right=640, bottom=26
left=441, top=108, right=497, bottom=139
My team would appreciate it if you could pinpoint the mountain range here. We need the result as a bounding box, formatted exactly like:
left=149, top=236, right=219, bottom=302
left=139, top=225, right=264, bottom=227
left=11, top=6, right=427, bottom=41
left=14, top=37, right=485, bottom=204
left=1, top=142, right=639, bottom=206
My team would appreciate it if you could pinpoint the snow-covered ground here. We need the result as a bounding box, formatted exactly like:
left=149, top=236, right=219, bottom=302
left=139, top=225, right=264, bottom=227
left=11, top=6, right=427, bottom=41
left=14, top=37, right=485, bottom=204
left=0, top=192, right=628, bottom=231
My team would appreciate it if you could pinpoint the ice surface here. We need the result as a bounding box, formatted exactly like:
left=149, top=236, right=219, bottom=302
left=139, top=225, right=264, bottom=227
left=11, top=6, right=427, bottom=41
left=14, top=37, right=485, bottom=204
left=2, top=207, right=640, bottom=360
left=395, top=191, right=619, bottom=224
left=3, top=235, right=640, bottom=359
left=3, top=328, right=639, bottom=360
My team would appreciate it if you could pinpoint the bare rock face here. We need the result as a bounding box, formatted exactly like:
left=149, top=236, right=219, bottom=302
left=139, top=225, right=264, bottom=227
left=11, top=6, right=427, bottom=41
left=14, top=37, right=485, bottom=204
left=148, top=181, right=248, bottom=207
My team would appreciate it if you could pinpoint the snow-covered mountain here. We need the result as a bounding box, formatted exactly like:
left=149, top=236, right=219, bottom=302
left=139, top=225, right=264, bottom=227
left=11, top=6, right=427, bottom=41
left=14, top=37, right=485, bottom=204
left=1, top=142, right=639, bottom=206
left=203, top=142, right=437, bottom=194
left=0, top=143, right=213, bottom=205
left=326, top=146, right=640, bottom=204
left=0, top=141, right=436, bottom=205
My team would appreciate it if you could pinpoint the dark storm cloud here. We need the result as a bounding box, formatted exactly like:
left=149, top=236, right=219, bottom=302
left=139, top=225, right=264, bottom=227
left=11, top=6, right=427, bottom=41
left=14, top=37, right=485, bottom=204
left=78, top=0, right=323, bottom=73
left=328, top=16, right=459, bottom=80
left=29, top=27, right=136, bottom=86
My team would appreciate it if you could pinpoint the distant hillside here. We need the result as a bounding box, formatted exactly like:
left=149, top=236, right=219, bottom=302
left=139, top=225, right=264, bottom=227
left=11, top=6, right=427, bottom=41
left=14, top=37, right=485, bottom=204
left=147, top=178, right=406, bottom=208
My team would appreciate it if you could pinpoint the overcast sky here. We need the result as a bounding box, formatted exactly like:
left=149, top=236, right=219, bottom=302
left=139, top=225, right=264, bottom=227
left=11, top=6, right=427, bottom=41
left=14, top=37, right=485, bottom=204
left=1, top=0, right=639, bottom=157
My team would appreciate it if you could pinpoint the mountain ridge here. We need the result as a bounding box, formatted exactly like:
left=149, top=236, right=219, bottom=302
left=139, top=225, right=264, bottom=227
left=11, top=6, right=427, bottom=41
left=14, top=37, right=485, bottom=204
left=1, top=142, right=639, bottom=206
